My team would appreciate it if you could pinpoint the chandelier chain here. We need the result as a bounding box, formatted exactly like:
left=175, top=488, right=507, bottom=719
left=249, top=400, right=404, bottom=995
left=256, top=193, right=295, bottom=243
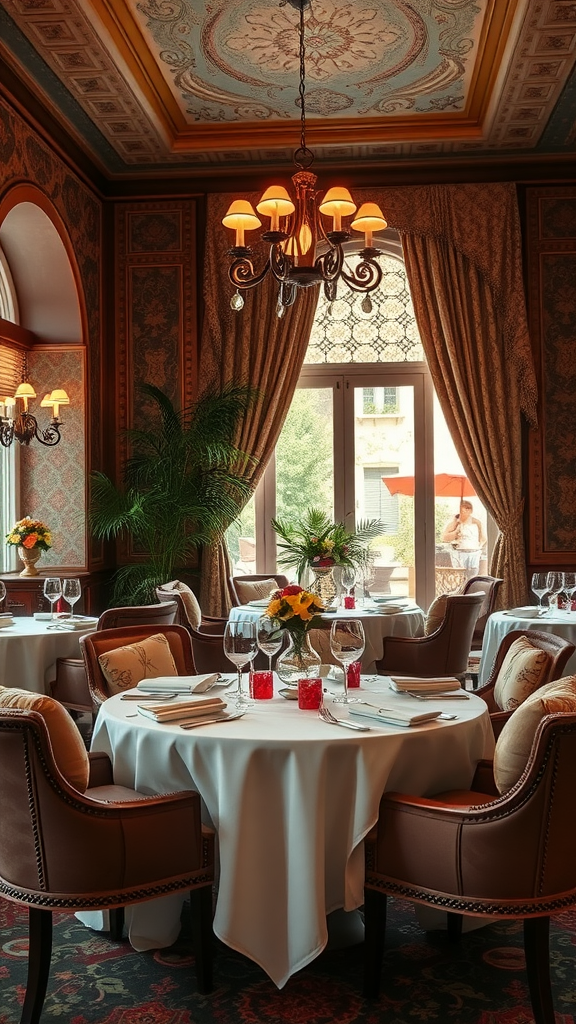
left=298, top=0, right=306, bottom=156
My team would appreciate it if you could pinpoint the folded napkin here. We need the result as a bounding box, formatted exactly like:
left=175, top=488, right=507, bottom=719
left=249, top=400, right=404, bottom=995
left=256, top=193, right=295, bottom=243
left=389, top=676, right=461, bottom=693
left=349, top=702, right=441, bottom=727
left=137, top=696, right=226, bottom=722
left=137, top=674, right=219, bottom=694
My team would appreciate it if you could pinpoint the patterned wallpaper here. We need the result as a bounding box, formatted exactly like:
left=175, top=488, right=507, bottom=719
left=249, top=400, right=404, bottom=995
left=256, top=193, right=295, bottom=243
left=0, top=93, right=102, bottom=568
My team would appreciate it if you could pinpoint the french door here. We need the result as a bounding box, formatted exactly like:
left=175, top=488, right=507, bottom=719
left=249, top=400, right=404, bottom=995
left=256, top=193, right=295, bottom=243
left=252, top=362, right=439, bottom=611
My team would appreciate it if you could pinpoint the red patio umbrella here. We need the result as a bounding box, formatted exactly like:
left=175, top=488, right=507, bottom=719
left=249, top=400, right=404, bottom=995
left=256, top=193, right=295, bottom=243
left=382, top=472, right=476, bottom=500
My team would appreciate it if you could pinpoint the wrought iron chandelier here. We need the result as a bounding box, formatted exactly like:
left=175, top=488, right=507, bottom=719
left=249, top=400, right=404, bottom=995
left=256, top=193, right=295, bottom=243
left=222, top=0, right=388, bottom=317
left=0, top=379, right=69, bottom=448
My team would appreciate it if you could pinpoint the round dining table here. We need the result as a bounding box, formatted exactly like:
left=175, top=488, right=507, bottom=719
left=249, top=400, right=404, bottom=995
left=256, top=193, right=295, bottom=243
left=228, top=602, right=425, bottom=674
left=87, top=675, right=493, bottom=989
left=0, top=615, right=98, bottom=693
left=478, top=609, right=576, bottom=686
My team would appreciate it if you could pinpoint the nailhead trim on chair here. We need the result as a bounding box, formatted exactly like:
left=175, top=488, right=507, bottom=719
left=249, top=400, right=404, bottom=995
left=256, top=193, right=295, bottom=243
left=362, top=877, right=576, bottom=917
left=0, top=873, right=215, bottom=910
left=22, top=730, right=46, bottom=891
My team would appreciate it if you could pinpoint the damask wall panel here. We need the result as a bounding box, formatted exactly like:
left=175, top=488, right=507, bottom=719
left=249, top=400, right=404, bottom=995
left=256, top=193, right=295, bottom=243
left=115, top=200, right=197, bottom=561
left=0, top=91, right=102, bottom=568
left=20, top=348, right=86, bottom=567
left=527, top=187, right=576, bottom=564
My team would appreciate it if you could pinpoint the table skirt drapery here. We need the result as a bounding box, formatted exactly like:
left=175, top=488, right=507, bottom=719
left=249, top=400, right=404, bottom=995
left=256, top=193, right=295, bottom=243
left=87, top=680, right=493, bottom=988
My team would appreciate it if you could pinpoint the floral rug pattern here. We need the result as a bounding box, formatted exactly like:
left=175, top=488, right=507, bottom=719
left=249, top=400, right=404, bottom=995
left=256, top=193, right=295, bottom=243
left=1, top=896, right=575, bottom=1024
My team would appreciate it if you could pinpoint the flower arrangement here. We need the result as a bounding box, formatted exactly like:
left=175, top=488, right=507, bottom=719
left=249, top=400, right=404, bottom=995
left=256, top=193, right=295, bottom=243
left=6, top=516, right=52, bottom=552
left=271, top=507, right=382, bottom=584
left=265, top=584, right=324, bottom=635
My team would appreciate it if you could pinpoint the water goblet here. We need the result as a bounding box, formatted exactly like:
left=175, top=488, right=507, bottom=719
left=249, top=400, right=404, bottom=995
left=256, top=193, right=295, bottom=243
left=546, top=572, right=564, bottom=616
left=562, top=572, right=576, bottom=615
left=329, top=619, right=365, bottom=704
left=257, top=616, right=284, bottom=672
left=531, top=573, right=549, bottom=615
left=340, top=566, right=356, bottom=599
left=224, top=620, right=257, bottom=709
left=62, top=578, right=81, bottom=620
left=43, top=577, right=62, bottom=623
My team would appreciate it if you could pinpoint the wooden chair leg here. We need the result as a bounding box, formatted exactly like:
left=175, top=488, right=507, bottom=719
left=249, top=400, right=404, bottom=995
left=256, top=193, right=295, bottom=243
left=190, top=885, right=214, bottom=994
left=524, top=916, right=555, bottom=1024
left=109, top=908, right=125, bottom=942
left=21, top=908, right=52, bottom=1024
left=363, top=888, right=387, bottom=998
left=447, top=911, right=463, bottom=942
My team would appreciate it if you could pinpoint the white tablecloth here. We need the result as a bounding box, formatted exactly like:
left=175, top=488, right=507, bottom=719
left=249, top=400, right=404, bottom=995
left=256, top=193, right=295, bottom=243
left=229, top=604, right=425, bottom=674
left=0, top=617, right=97, bottom=693
left=88, top=676, right=493, bottom=987
left=479, top=610, right=576, bottom=686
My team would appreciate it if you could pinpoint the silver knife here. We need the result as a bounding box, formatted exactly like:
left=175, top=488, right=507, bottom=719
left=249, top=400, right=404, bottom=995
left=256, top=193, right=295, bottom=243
left=179, top=712, right=246, bottom=729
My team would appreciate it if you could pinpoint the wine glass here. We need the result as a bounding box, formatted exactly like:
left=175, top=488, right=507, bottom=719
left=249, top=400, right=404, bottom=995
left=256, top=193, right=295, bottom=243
left=329, top=619, right=365, bottom=704
left=531, top=573, right=549, bottom=615
left=562, top=572, right=576, bottom=615
left=257, top=616, right=284, bottom=672
left=546, top=572, right=564, bottom=616
left=43, top=577, right=62, bottom=623
left=62, top=578, right=81, bottom=620
left=340, top=566, right=356, bottom=607
left=224, top=620, right=257, bottom=708
left=360, top=558, right=376, bottom=607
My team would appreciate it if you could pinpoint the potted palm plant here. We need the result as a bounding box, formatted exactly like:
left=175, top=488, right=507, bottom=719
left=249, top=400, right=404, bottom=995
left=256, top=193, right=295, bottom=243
left=89, top=382, right=256, bottom=605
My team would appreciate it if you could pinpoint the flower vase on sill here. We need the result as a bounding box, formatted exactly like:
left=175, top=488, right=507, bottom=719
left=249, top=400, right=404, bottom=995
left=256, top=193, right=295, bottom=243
left=263, top=584, right=323, bottom=687
left=6, top=516, right=53, bottom=577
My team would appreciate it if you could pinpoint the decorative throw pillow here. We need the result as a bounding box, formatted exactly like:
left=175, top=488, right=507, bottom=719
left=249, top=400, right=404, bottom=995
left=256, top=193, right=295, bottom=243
left=98, top=634, right=178, bottom=696
left=493, top=675, right=576, bottom=794
left=158, top=580, right=201, bottom=628
left=425, top=594, right=448, bottom=635
left=493, top=636, right=550, bottom=711
left=0, top=686, right=89, bottom=792
left=234, top=578, right=279, bottom=605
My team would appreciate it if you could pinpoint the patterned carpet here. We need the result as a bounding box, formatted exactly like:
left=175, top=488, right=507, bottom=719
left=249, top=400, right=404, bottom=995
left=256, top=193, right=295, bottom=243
left=1, top=895, right=575, bottom=1024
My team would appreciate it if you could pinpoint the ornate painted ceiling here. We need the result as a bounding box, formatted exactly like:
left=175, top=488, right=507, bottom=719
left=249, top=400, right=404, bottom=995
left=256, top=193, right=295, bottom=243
left=0, top=0, right=575, bottom=179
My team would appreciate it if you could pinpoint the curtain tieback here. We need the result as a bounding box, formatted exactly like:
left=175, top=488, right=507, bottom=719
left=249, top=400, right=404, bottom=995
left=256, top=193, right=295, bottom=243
left=494, top=498, right=524, bottom=535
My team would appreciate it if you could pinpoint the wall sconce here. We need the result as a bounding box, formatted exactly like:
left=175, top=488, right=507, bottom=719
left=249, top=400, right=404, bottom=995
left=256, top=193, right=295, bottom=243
left=0, top=381, right=70, bottom=448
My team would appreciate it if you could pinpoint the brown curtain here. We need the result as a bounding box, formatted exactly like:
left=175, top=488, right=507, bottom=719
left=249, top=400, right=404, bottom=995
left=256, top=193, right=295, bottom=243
left=355, top=183, right=537, bottom=609
left=199, top=192, right=318, bottom=615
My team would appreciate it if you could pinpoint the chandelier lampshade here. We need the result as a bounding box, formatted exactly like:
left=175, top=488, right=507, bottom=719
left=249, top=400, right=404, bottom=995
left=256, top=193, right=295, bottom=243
left=222, top=0, right=387, bottom=317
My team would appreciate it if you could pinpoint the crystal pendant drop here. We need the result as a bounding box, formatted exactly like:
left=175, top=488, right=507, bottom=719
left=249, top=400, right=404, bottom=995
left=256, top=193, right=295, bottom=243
left=230, top=290, right=244, bottom=312
left=361, top=295, right=372, bottom=314
left=277, top=300, right=286, bottom=319
left=327, top=302, right=333, bottom=316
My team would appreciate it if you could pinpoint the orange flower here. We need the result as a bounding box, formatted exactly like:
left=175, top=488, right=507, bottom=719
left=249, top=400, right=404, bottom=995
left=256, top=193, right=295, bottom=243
left=23, top=533, right=39, bottom=549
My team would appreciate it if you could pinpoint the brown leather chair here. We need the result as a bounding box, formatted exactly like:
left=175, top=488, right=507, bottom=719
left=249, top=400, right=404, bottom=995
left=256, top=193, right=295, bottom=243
left=0, top=704, right=214, bottom=1022
left=155, top=585, right=227, bottom=630
left=51, top=602, right=180, bottom=720
left=228, top=574, right=289, bottom=606
left=80, top=624, right=196, bottom=711
left=461, top=574, right=504, bottom=648
left=189, top=623, right=235, bottom=675
left=375, top=593, right=484, bottom=678
left=476, top=629, right=576, bottom=737
left=363, top=710, right=576, bottom=1023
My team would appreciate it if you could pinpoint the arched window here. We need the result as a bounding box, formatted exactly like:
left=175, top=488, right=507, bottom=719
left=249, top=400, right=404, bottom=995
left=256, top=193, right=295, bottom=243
left=0, top=243, right=19, bottom=571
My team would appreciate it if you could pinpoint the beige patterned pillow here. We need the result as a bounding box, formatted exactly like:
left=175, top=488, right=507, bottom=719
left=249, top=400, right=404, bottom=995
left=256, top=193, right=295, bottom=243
left=159, top=580, right=201, bottom=628
left=0, top=686, right=89, bottom=792
left=234, top=578, right=279, bottom=605
left=425, top=594, right=448, bottom=635
left=493, top=636, right=550, bottom=711
left=493, top=675, right=576, bottom=794
left=98, top=634, right=178, bottom=696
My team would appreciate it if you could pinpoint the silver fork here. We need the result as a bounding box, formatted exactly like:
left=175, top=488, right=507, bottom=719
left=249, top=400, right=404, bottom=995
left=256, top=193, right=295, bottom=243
left=319, top=706, right=371, bottom=732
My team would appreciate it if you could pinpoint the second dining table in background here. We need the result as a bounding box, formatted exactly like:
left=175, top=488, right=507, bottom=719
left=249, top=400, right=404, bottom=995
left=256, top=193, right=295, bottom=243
left=228, top=601, right=425, bottom=673
left=0, top=615, right=98, bottom=694
left=478, top=608, right=576, bottom=686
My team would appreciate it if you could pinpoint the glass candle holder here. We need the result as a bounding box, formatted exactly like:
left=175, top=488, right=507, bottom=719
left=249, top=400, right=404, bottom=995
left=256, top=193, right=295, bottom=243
left=249, top=669, right=274, bottom=700
left=343, top=595, right=355, bottom=609
left=298, top=676, right=322, bottom=710
left=346, top=660, right=361, bottom=688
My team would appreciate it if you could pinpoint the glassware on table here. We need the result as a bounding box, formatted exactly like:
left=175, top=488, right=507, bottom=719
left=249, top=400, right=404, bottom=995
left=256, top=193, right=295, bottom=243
left=257, top=616, right=284, bottom=672
left=0, top=581, right=6, bottom=607
left=329, top=619, right=365, bottom=704
left=43, top=577, right=62, bottom=623
left=360, top=559, right=376, bottom=607
left=546, top=572, right=564, bottom=616
left=224, top=620, right=257, bottom=708
left=250, top=669, right=274, bottom=700
left=531, top=573, right=549, bottom=615
left=340, top=566, right=356, bottom=609
left=298, top=676, right=322, bottom=710
left=62, top=578, right=81, bottom=620
left=562, top=572, right=576, bottom=614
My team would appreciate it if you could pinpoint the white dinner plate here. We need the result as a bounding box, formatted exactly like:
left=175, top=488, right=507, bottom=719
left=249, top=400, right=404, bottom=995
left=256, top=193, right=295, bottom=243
left=247, top=599, right=271, bottom=608
left=504, top=606, right=540, bottom=618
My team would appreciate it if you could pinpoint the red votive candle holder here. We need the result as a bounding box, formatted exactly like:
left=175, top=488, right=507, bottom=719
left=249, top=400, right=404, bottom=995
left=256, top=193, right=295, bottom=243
left=344, top=595, right=355, bottom=609
left=347, top=660, right=361, bottom=688
left=249, top=669, right=273, bottom=700
left=298, top=676, right=323, bottom=710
